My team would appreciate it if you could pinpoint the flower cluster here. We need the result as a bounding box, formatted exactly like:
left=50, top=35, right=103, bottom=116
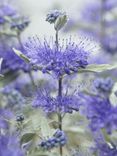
left=93, top=77, right=114, bottom=93
left=39, top=129, right=67, bottom=150
left=0, top=109, right=13, bottom=129
left=82, top=0, right=117, bottom=24
left=80, top=0, right=117, bottom=55
left=0, top=135, right=24, bottom=156
left=0, top=47, right=31, bottom=73
left=0, top=1, right=30, bottom=74
left=16, top=114, right=24, bottom=122
left=0, top=86, right=25, bottom=108
left=33, top=87, right=83, bottom=113
left=82, top=77, right=117, bottom=134
left=46, top=10, right=65, bottom=24
left=101, top=35, right=117, bottom=54
left=0, top=4, right=16, bottom=25
left=24, top=37, right=89, bottom=78
left=11, top=16, right=30, bottom=32
left=94, top=131, right=117, bottom=156
left=84, top=96, right=117, bottom=133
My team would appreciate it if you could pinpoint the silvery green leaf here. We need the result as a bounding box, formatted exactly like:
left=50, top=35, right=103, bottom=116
left=72, top=147, right=93, bottom=156
left=40, top=111, right=53, bottom=138
left=110, top=82, right=117, bottom=107
left=13, top=48, right=30, bottom=63
left=79, top=64, right=117, bottom=73
left=0, top=58, right=3, bottom=69
left=54, top=14, right=68, bottom=31
left=20, top=133, right=37, bottom=145
left=0, top=58, right=3, bottom=78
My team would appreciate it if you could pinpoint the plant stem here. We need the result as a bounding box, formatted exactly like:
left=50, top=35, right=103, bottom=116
left=58, top=77, right=63, bottom=156
left=55, top=30, right=59, bottom=50
left=55, top=30, right=63, bottom=156
left=29, top=71, right=37, bottom=89
left=58, top=78, right=62, bottom=130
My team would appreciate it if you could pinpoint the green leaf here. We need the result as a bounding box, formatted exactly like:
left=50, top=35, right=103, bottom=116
left=20, top=133, right=36, bottom=145
left=13, top=48, right=30, bottom=63
left=79, top=64, right=117, bottom=73
left=0, top=58, right=3, bottom=78
left=40, top=111, right=53, bottom=138
left=110, top=82, right=117, bottom=107
left=54, top=14, right=68, bottom=31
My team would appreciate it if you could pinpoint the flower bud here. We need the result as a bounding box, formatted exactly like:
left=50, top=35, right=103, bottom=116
left=54, top=14, right=68, bottom=31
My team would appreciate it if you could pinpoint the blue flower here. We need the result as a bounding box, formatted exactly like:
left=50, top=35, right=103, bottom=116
left=0, top=4, right=16, bottom=17
left=46, top=10, right=65, bottom=24
left=11, top=16, right=30, bottom=32
left=94, top=131, right=117, bottom=156
left=0, top=135, right=24, bottom=156
left=0, top=109, right=13, bottom=129
left=32, top=86, right=83, bottom=113
left=82, top=0, right=117, bottom=24
left=101, top=35, right=117, bottom=54
left=93, top=77, right=114, bottom=94
left=83, top=95, right=117, bottom=134
left=0, top=47, right=31, bottom=73
left=0, top=86, right=25, bottom=108
left=24, top=37, right=90, bottom=78
left=39, top=129, right=67, bottom=150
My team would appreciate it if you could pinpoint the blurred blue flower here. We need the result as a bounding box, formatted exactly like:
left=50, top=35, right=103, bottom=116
left=10, top=16, right=30, bottom=32
left=1, top=86, right=25, bottom=108
left=0, top=4, right=16, bottom=17
left=93, top=77, right=114, bottom=94
left=0, top=135, right=24, bottom=156
left=0, top=109, right=13, bottom=129
left=82, top=0, right=117, bottom=24
left=94, top=131, right=117, bottom=156
left=83, top=95, right=117, bottom=134
left=0, top=46, right=31, bottom=73
left=102, top=35, right=117, bottom=54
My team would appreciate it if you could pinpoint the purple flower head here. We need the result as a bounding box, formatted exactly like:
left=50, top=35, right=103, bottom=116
left=92, top=131, right=117, bottom=156
left=11, top=16, right=30, bottom=32
left=46, top=10, right=66, bottom=24
left=105, top=0, right=117, bottom=11
left=82, top=2, right=101, bottom=23
left=33, top=86, right=83, bottom=114
left=93, top=77, right=114, bottom=94
left=0, top=4, right=17, bottom=25
left=83, top=95, right=117, bottom=134
left=0, top=135, right=24, bottom=156
left=0, top=17, right=6, bottom=24
left=82, top=0, right=117, bottom=24
left=0, top=46, right=31, bottom=73
left=1, top=4, right=16, bottom=17
left=0, top=109, right=13, bottom=129
left=0, top=85, right=25, bottom=108
left=24, top=37, right=93, bottom=78
left=102, top=35, right=117, bottom=54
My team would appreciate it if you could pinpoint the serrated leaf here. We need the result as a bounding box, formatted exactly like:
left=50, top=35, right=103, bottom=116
left=110, top=82, right=117, bottom=107
left=79, top=64, right=117, bottom=73
left=13, top=48, right=30, bottom=63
